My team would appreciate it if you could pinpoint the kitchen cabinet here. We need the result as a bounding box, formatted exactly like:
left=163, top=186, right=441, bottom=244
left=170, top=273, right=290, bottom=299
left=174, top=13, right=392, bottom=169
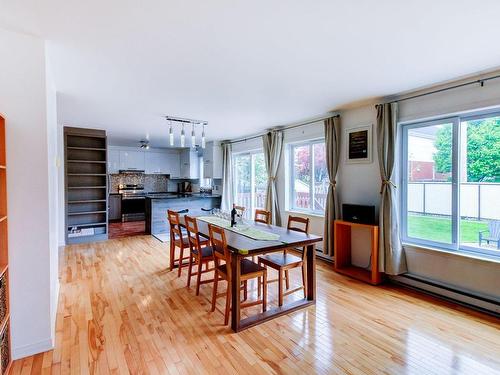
left=119, top=150, right=145, bottom=171
left=145, top=195, right=221, bottom=235
left=145, top=152, right=163, bottom=174
left=145, top=151, right=181, bottom=176
left=108, top=194, right=122, bottom=221
left=107, top=147, right=184, bottom=176
left=203, top=141, right=222, bottom=179
left=179, top=149, right=200, bottom=179
left=108, top=149, right=120, bottom=174
left=165, top=152, right=181, bottom=178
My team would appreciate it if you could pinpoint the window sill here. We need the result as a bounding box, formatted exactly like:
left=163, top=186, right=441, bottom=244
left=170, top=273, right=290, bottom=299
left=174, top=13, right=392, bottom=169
left=285, top=209, right=325, bottom=219
left=402, top=242, right=500, bottom=265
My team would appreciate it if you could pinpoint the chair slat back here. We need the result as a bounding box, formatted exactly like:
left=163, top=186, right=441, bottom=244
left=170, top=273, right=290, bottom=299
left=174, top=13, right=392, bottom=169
left=254, top=209, right=271, bottom=224
left=287, top=215, right=310, bottom=261
left=167, top=210, right=183, bottom=242
left=287, top=215, right=310, bottom=234
left=235, top=205, right=246, bottom=217
left=208, top=224, right=230, bottom=271
left=490, top=220, right=500, bottom=238
left=184, top=215, right=202, bottom=251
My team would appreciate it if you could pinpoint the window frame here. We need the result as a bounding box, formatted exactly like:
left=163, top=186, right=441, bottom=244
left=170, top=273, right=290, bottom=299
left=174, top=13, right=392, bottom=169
left=400, top=108, right=500, bottom=258
left=288, top=138, right=326, bottom=216
left=232, top=149, right=266, bottom=218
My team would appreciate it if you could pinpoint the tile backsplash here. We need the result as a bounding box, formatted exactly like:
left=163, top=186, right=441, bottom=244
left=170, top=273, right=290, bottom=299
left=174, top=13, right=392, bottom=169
left=109, top=174, right=221, bottom=194
left=110, top=173, right=168, bottom=193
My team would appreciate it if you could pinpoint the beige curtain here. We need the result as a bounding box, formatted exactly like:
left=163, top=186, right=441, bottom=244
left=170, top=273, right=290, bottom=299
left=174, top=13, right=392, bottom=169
left=323, top=116, right=341, bottom=256
left=221, top=142, right=234, bottom=211
left=263, top=130, right=284, bottom=226
left=376, top=103, right=407, bottom=275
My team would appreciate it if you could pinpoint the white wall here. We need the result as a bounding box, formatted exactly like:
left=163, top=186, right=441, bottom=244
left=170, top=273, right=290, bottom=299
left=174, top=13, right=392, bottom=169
left=0, top=27, right=59, bottom=359
left=45, top=46, right=61, bottom=345
left=337, top=78, right=500, bottom=303
left=229, top=76, right=500, bottom=303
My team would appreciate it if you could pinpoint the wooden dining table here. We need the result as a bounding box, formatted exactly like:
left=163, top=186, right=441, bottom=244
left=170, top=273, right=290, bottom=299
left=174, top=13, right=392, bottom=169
left=179, top=215, right=323, bottom=332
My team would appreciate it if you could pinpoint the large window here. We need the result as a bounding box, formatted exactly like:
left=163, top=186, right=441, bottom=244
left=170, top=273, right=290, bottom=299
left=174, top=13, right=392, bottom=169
left=401, top=111, right=500, bottom=256
left=289, top=140, right=328, bottom=214
left=233, top=151, right=267, bottom=218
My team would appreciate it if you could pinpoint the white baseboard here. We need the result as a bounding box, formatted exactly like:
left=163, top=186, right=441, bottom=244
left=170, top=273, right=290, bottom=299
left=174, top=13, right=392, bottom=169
left=12, top=338, right=54, bottom=360
left=51, top=279, right=61, bottom=333
left=392, top=274, right=500, bottom=315
left=13, top=279, right=61, bottom=360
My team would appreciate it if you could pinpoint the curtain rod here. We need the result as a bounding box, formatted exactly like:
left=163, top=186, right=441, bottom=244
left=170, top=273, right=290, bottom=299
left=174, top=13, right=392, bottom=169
left=384, top=73, right=500, bottom=106
left=222, top=113, right=339, bottom=145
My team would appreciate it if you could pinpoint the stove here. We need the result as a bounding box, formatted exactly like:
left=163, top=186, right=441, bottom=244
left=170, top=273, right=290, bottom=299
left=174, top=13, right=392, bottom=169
left=119, top=184, right=146, bottom=221
left=119, top=184, right=145, bottom=196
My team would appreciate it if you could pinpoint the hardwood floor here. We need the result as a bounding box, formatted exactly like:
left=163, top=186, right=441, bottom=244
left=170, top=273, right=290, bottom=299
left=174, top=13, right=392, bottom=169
left=109, top=221, right=146, bottom=239
left=11, top=236, right=500, bottom=374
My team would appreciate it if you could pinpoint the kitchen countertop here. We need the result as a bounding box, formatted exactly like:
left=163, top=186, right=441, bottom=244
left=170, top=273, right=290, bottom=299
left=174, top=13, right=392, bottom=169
left=146, top=193, right=221, bottom=199
left=108, top=192, right=221, bottom=198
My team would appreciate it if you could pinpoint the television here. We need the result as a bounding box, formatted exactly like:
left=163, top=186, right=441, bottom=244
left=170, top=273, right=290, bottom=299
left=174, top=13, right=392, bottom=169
left=342, top=204, right=376, bottom=225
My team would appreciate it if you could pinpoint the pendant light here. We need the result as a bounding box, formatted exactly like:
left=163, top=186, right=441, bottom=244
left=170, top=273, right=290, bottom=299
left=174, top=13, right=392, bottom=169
left=191, top=123, right=196, bottom=148
left=201, top=123, right=206, bottom=149
left=180, top=124, right=185, bottom=147
left=169, top=120, right=174, bottom=147
left=165, top=116, right=207, bottom=148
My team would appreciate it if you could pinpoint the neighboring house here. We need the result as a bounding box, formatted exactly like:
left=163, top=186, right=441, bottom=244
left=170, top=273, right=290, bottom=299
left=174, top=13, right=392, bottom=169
left=408, top=128, right=450, bottom=182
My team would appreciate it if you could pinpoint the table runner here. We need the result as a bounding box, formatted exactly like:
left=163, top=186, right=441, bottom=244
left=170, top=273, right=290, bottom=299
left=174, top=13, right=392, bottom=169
left=197, top=216, right=281, bottom=241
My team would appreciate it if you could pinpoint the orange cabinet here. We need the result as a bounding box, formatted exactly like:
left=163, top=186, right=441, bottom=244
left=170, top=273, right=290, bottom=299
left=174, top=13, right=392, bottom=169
left=0, top=116, right=11, bottom=374
left=333, top=220, right=383, bottom=285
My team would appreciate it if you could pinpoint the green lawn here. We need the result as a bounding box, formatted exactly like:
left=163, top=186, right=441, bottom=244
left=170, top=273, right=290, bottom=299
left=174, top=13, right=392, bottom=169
left=407, top=214, right=488, bottom=243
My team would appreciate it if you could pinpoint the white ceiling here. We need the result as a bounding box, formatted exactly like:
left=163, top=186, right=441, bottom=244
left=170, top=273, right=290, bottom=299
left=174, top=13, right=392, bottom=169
left=2, top=0, right=500, bottom=147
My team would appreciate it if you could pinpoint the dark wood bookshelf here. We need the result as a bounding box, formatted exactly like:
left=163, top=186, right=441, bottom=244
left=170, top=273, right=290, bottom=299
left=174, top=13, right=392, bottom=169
left=67, top=146, right=106, bottom=151
left=67, top=160, right=107, bottom=164
left=64, top=127, right=108, bottom=244
left=68, top=211, right=107, bottom=216
left=68, top=199, right=106, bottom=204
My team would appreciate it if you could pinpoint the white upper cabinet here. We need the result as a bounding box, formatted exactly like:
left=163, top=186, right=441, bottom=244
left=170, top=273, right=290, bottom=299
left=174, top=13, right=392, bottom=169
left=108, top=149, right=120, bottom=174
left=203, top=141, right=222, bottom=179
left=145, top=152, right=162, bottom=174
left=119, top=150, right=145, bottom=170
left=145, top=151, right=181, bottom=176
left=179, top=149, right=200, bottom=179
left=165, top=152, right=181, bottom=178
left=107, top=147, right=189, bottom=177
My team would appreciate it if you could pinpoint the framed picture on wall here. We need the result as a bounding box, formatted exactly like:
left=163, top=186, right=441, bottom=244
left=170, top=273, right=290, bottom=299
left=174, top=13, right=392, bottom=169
left=346, top=124, right=372, bottom=163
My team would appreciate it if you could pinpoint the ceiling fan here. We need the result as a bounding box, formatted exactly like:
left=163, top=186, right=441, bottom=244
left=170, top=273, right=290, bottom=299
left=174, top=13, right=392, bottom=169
left=139, top=140, right=150, bottom=150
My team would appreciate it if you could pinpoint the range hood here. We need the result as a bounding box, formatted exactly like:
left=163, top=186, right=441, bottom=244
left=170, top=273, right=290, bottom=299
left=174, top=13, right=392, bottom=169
left=119, top=169, right=145, bottom=174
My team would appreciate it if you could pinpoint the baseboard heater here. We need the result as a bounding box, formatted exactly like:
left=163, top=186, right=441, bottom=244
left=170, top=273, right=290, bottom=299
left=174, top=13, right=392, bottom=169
left=391, top=274, right=500, bottom=318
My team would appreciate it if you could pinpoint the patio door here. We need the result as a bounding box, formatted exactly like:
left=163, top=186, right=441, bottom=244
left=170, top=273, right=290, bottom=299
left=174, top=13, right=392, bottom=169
left=459, top=113, right=500, bottom=254
left=401, top=117, right=459, bottom=249
left=233, top=151, right=267, bottom=219
left=401, top=111, right=500, bottom=256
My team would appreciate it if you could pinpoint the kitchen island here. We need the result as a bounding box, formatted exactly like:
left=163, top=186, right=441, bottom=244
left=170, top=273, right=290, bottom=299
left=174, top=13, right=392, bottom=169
left=145, top=193, right=221, bottom=236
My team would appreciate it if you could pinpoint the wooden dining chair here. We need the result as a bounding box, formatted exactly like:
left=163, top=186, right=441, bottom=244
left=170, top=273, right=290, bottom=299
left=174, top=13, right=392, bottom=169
left=251, top=209, right=271, bottom=262
left=167, top=210, right=208, bottom=277
left=258, top=215, right=309, bottom=306
left=254, top=209, right=271, bottom=224
left=201, top=207, right=215, bottom=215
left=209, top=224, right=267, bottom=325
left=235, top=205, right=246, bottom=218
left=185, top=215, right=215, bottom=295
